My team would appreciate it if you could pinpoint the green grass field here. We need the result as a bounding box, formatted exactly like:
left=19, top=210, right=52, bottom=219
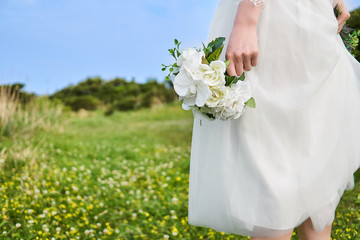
left=1, top=102, right=360, bottom=239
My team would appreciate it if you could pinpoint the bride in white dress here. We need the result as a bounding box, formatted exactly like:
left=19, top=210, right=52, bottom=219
left=187, top=0, right=360, bottom=239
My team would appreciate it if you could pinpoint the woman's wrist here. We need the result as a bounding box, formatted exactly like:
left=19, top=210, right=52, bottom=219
left=233, top=0, right=262, bottom=28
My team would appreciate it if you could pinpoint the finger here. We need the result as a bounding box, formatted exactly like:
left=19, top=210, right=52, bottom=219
left=337, top=11, right=350, bottom=27
left=227, top=60, right=237, bottom=77
left=243, top=54, right=252, bottom=71
left=235, top=57, right=244, bottom=76
left=338, top=22, right=345, bottom=34
left=251, top=55, right=258, bottom=67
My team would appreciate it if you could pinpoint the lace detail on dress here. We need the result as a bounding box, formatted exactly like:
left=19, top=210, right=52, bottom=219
left=237, top=0, right=264, bottom=7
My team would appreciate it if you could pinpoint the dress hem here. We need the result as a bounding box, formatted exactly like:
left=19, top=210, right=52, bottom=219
left=188, top=167, right=358, bottom=237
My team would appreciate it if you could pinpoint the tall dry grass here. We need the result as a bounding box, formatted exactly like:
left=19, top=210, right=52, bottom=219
left=0, top=85, right=63, bottom=138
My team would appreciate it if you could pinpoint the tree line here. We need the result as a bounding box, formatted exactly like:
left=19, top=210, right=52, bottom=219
left=49, top=77, right=177, bottom=115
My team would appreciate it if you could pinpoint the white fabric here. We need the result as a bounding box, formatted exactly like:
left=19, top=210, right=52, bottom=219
left=188, top=0, right=360, bottom=238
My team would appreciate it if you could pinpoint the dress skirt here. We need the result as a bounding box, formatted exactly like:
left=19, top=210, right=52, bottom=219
left=187, top=0, right=360, bottom=238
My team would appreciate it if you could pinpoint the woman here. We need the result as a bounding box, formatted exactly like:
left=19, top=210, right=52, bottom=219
left=187, top=0, right=360, bottom=239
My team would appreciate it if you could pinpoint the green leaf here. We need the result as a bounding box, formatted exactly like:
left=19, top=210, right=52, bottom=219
left=245, top=97, right=256, bottom=108
left=174, top=39, right=179, bottom=45
left=225, top=74, right=243, bottom=87
left=207, top=45, right=224, bottom=63
left=0, top=221, right=7, bottom=228
left=225, top=75, right=238, bottom=87
left=212, top=37, right=225, bottom=50
left=202, top=43, right=207, bottom=52
left=225, top=72, right=246, bottom=87
left=239, top=72, right=246, bottom=81
left=224, top=60, right=230, bottom=68
left=201, top=56, right=209, bottom=65
left=205, top=37, right=226, bottom=58
left=205, top=112, right=215, bottom=119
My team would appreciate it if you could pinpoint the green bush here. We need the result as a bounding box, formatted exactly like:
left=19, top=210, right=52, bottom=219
left=114, top=95, right=141, bottom=111
left=51, top=77, right=177, bottom=113
left=65, top=95, right=100, bottom=111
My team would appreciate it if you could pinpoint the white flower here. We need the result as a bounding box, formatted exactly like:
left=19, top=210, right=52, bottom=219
left=206, top=84, right=228, bottom=108
left=232, top=79, right=252, bottom=103
left=174, top=68, right=211, bottom=108
left=15, top=223, right=21, bottom=228
left=200, top=60, right=226, bottom=86
left=218, top=83, right=250, bottom=119
left=177, top=48, right=198, bottom=67
left=179, top=50, right=205, bottom=74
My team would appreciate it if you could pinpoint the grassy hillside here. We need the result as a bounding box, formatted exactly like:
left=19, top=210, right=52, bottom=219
left=1, top=102, right=360, bottom=239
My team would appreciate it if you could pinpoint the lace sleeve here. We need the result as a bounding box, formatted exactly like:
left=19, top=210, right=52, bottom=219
left=237, top=0, right=264, bottom=7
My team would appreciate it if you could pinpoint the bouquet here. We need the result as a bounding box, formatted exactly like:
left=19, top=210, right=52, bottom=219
left=162, top=37, right=256, bottom=124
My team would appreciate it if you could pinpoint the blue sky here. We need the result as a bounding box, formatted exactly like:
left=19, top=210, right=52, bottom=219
left=0, top=0, right=359, bottom=95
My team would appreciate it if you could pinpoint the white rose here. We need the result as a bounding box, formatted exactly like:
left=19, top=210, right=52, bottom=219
left=216, top=83, right=250, bottom=119
left=205, top=84, right=228, bottom=108
left=221, top=99, right=245, bottom=120
left=201, top=60, right=227, bottom=87
left=232, top=80, right=252, bottom=103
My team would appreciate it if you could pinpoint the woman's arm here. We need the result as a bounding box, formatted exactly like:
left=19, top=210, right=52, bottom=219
left=226, top=0, right=262, bottom=77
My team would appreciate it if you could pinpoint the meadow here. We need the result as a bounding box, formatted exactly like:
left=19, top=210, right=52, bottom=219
left=1, top=98, right=360, bottom=239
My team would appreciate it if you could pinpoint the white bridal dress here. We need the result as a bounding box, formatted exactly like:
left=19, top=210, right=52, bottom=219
left=188, top=0, right=360, bottom=238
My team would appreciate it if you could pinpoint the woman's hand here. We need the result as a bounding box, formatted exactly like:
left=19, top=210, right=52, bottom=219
left=226, top=24, right=259, bottom=77
left=225, top=0, right=262, bottom=77
left=335, top=0, right=351, bottom=34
